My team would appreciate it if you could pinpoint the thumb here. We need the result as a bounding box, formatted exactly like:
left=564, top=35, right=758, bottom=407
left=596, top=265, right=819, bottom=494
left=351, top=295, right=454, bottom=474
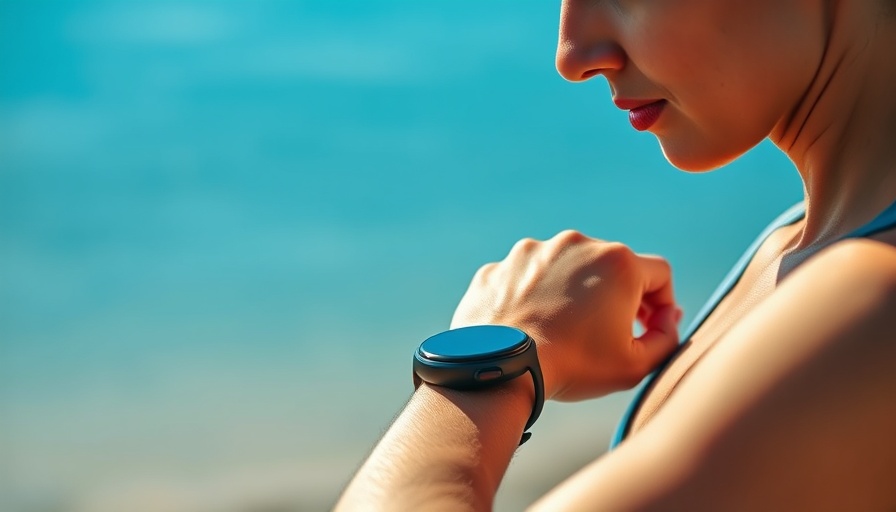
left=633, top=304, right=682, bottom=368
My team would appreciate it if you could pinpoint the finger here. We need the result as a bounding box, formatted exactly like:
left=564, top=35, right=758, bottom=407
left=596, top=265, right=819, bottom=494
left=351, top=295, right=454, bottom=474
left=637, top=254, right=676, bottom=307
left=636, top=302, right=654, bottom=328
left=633, top=303, right=681, bottom=367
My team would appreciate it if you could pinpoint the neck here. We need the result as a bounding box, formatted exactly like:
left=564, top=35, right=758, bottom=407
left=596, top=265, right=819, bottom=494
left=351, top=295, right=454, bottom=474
left=770, top=0, right=896, bottom=251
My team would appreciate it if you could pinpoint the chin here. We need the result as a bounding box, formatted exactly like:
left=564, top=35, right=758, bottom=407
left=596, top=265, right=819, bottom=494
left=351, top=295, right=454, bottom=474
left=657, top=138, right=748, bottom=173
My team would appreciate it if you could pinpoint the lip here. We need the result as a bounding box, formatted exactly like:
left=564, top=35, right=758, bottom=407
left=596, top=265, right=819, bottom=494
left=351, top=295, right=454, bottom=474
left=613, top=98, right=667, bottom=131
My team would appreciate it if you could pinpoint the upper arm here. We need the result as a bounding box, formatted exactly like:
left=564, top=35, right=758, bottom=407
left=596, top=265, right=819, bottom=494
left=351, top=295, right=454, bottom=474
left=532, top=239, right=896, bottom=511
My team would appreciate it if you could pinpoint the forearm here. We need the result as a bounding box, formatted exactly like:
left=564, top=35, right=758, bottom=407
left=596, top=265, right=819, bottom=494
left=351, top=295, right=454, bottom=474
left=336, top=380, right=532, bottom=511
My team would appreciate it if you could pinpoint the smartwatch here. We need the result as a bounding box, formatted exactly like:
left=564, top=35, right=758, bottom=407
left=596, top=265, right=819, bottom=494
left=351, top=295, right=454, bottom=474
left=412, top=325, right=544, bottom=445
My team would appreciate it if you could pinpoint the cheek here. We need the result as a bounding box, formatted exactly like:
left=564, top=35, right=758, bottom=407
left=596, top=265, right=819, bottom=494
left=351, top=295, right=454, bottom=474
left=632, top=6, right=824, bottom=171
left=629, top=25, right=760, bottom=170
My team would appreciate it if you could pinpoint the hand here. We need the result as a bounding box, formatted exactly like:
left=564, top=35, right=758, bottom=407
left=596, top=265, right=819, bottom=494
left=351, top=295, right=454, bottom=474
left=451, top=230, right=682, bottom=402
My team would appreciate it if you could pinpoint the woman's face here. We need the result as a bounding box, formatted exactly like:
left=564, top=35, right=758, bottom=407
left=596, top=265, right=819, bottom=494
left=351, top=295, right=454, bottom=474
left=556, top=0, right=826, bottom=171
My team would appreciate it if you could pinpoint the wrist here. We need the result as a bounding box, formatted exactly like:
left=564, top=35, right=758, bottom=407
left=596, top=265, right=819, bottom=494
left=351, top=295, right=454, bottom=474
left=415, top=377, right=534, bottom=440
left=401, top=379, right=532, bottom=506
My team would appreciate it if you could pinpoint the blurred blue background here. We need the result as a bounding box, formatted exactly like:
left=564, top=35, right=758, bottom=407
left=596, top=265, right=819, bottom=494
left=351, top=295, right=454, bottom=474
left=0, top=1, right=802, bottom=510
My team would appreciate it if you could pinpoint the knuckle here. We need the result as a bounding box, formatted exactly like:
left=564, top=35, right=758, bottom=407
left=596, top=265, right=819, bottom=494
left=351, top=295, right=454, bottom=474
left=554, top=229, right=588, bottom=245
left=511, top=237, right=539, bottom=254
left=646, top=255, right=672, bottom=273
left=604, top=240, right=634, bottom=256
left=600, top=242, right=637, bottom=271
left=473, top=262, right=497, bottom=282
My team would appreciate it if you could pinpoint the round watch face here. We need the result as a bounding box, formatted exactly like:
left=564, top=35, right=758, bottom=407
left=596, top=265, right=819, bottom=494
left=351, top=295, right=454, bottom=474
left=418, top=325, right=529, bottom=362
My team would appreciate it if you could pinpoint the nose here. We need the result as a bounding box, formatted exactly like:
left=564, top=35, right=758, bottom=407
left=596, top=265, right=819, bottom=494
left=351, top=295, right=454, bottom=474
left=555, top=0, right=626, bottom=82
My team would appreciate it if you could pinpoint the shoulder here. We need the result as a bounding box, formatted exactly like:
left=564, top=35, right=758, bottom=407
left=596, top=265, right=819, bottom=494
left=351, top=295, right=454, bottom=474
left=800, top=237, right=896, bottom=285
left=778, top=238, right=896, bottom=330
left=646, top=238, right=896, bottom=509
left=699, top=237, right=896, bottom=388
left=795, top=236, right=896, bottom=290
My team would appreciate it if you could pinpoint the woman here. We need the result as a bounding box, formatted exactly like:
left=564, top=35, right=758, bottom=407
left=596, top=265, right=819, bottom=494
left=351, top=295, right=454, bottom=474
left=338, top=0, right=896, bottom=509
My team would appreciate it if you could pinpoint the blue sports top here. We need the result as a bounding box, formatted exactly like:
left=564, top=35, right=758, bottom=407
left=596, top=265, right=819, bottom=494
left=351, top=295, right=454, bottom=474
left=609, top=199, right=896, bottom=449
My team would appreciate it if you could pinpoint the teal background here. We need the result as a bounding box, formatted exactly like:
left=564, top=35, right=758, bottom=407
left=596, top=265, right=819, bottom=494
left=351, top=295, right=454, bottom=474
left=1, top=1, right=802, bottom=510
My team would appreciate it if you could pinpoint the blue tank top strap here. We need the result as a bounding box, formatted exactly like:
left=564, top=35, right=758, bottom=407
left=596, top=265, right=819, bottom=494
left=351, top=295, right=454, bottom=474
left=608, top=201, right=806, bottom=449
left=843, top=200, right=896, bottom=239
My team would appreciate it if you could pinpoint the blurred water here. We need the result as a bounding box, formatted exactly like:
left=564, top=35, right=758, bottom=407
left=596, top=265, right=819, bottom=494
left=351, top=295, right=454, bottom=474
left=0, top=1, right=802, bottom=510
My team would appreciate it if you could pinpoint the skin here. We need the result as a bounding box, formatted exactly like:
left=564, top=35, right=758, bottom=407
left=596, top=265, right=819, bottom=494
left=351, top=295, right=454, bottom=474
left=337, top=0, right=896, bottom=509
left=557, top=0, right=825, bottom=172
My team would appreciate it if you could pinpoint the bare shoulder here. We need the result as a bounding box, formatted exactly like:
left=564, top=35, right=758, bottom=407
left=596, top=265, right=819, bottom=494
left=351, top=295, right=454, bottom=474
left=532, top=239, right=896, bottom=511
left=658, top=240, right=896, bottom=510
left=798, top=237, right=896, bottom=287
left=644, top=237, right=896, bottom=509
left=772, top=238, right=896, bottom=330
